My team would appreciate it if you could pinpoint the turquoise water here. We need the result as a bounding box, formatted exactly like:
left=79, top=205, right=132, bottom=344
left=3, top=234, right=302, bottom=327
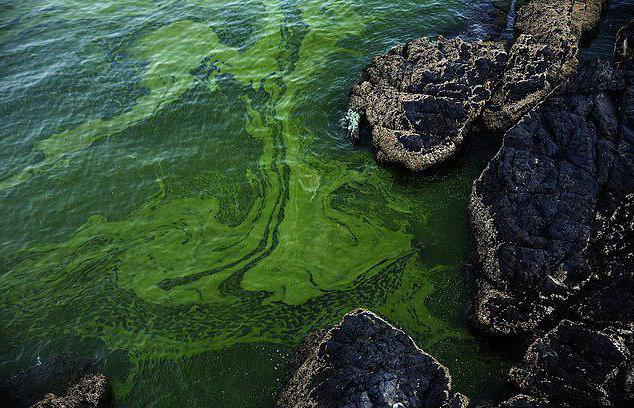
left=0, top=1, right=512, bottom=406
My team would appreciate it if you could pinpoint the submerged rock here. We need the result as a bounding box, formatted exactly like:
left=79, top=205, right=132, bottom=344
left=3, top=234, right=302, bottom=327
left=0, top=353, right=112, bottom=408
left=277, top=309, right=468, bottom=408
left=347, top=0, right=606, bottom=171
left=32, top=374, right=111, bottom=408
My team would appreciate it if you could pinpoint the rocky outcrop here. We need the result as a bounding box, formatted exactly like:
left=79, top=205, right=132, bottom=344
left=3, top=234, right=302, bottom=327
left=509, top=320, right=631, bottom=408
left=482, top=0, right=607, bottom=131
left=347, top=0, right=606, bottom=171
left=0, top=354, right=112, bottom=408
left=277, top=309, right=468, bottom=408
left=469, top=17, right=634, bottom=407
left=468, top=61, right=626, bottom=335
left=31, top=374, right=111, bottom=408
left=347, top=38, right=507, bottom=171
left=469, top=14, right=634, bottom=336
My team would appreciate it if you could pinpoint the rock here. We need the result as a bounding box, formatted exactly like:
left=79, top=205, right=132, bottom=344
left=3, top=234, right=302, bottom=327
left=477, top=24, right=634, bottom=404
left=577, top=197, right=634, bottom=330
left=469, top=61, right=628, bottom=336
left=32, top=374, right=111, bottom=408
left=615, top=19, right=634, bottom=66
left=277, top=309, right=468, bottom=408
left=347, top=0, right=606, bottom=171
left=347, top=37, right=507, bottom=171
left=0, top=353, right=112, bottom=408
left=497, top=394, right=547, bottom=408
left=482, top=0, right=607, bottom=131
left=509, top=320, right=631, bottom=408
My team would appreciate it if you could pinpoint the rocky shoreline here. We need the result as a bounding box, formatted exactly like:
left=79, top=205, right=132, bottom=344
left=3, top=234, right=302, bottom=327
left=346, top=0, right=607, bottom=171
left=1, top=2, right=632, bottom=408
left=280, top=1, right=633, bottom=407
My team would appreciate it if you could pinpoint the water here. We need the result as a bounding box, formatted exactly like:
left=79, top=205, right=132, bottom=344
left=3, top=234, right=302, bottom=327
left=0, top=1, right=514, bottom=407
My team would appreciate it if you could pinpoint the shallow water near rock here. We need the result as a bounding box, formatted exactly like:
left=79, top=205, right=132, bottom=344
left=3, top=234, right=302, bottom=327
left=0, top=1, right=518, bottom=406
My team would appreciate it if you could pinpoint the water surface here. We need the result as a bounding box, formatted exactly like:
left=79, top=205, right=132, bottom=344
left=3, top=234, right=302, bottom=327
left=0, top=1, right=512, bottom=406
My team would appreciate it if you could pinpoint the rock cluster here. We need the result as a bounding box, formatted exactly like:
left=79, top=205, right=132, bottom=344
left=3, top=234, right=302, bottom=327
left=281, top=4, right=633, bottom=408
left=0, top=354, right=112, bottom=408
left=347, top=0, right=606, bottom=171
left=277, top=309, right=468, bottom=408
left=468, top=14, right=634, bottom=407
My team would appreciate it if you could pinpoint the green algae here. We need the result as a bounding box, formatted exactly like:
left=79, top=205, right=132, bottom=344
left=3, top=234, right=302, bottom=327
left=0, top=0, right=512, bottom=406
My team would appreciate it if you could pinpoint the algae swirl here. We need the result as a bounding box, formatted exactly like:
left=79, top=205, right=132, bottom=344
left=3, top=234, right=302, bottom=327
left=0, top=1, right=510, bottom=406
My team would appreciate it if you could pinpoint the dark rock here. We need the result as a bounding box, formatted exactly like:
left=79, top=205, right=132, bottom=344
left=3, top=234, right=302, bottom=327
left=469, top=61, right=628, bottom=336
left=482, top=0, right=607, bottom=131
left=474, top=23, right=634, bottom=406
left=0, top=353, right=112, bottom=408
left=509, top=320, right=631, bottom=408
left=347, top=37, right=507, bottom=171
left=347, top=0, right=606, bottom=171
left=277, top=309, right=468, bottom=408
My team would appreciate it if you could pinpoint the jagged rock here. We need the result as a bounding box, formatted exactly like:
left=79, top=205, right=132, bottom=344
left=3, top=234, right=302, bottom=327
left=475, top=23, right=634, bottom=405
left=277, top=309, right=468, bottom=408
left=577, top=197, right=634, bottom=330
left=0, top=354, right=112, bottom=408
left=347, top=0, right=606, bottom=171
left=509, top=320, right=631, bottom=408
left=469, top=61, right=628, bottom=336
left=32, top=374, right=110, bottom=408
left=482, top=0, right=607, bottom=131
left=347, top=37, right=507, bottom=171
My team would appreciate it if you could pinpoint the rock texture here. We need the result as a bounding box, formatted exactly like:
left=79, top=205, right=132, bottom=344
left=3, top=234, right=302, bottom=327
left=473, top=15, right=634, bottom=408
left=0, top=354, right=112, bottom=408
left=277, top=309, right=468, bottom=408
left=469, top=15, right=634, bottom=337
left=509, top=320, right=630, bottom=408
left=347, top=0, right=606, bottom=171
left=483, top=0, right=607, bottom=131
left=469, top=61, right=626, bottom=335
left=31, top=374, right=111, bottom=408
left=347, top=38, right=507, bottom=171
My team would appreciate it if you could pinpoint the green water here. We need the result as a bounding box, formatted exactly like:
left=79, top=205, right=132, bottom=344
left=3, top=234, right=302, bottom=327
left=0, top=1, right=512, bottom=406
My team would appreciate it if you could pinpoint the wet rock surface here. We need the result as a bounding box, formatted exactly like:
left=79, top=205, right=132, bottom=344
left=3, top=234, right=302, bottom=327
left=0, top=353, right=112, bottom=408
left=471, top=14, right=634, bottom=408
left=347, top=0, right=606, bottom=171
left=509, top=320, right=631, bottom=408
left=277, top=309, right=468, bottom=408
